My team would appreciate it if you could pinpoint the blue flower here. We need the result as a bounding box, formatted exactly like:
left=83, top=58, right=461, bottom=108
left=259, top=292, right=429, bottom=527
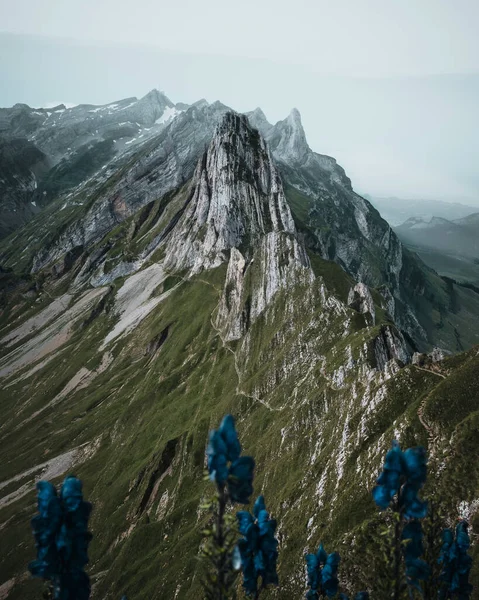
left=372, top=441, right=427, bottom=518
left=402, top=520, right=430, bottom=591
left=207, top=415, right=255, bottom=504
left=61, top=476, right=84, bottom=512
left=439, top=521, right=473, bottom=599
left=237, top=496, right=279, bottom=596
left=218, top=414, right=241, bottom=461
left=207, top=430, right=229, bottom=485
left=229, top=456, right=255, bottom=503
left=372, top=440, right=403, bottom=508
left=305, top=543, right=340, bottom=599
left=321, top=552, right=340, bottom=597
left=28, top=476, right=92, bottom=600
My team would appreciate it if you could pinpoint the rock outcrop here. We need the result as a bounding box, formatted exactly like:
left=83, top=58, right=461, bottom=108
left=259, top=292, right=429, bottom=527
left=348, top=282, right=376, bottom=325
left=30, top=101, right=230, bottom=272
left=163, top=112, right=296, bottom=273
left=373, top=324, right=410, bottom=371
left=0, top=138, right=49, bottom=238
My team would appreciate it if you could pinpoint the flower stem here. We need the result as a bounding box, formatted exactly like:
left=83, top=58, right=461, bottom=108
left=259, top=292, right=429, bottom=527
left=394, top=524, right=402, bottom=600
left=393, top=504, right=402, bottom=600
left=215, top=484, right=227, bottom=600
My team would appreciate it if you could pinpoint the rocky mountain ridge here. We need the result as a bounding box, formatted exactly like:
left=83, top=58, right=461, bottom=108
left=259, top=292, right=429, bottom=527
left=3, top=91, right=479, bottom=352
left=0, top=90, right=186, bottom=236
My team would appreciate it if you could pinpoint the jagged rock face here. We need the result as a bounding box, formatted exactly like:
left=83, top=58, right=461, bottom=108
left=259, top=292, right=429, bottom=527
left=215, top=232, right=312, bottom=341
left=288, top=164, right=404, bottom=293
left=250, top=109, right=403, bottom=294
left=373, top=324, right=410, bottom=371
left=163, top=113, right=296, bottom=273
left=0, top=90, right=188, bottom=240
left=265, top=108, right=310, bottom=165
left=30, top=101, right=231, bottom=272
left=253, top=108, right=352, bottom=189
left=348, top=282, right=376, bottom=326
left=0, top=138, right=49, bottom=238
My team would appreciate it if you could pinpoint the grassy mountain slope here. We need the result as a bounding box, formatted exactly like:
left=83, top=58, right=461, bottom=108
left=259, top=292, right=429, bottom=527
left=286, top=184, right=479, bottom=353
left=1, top=230, right=479, bottom=598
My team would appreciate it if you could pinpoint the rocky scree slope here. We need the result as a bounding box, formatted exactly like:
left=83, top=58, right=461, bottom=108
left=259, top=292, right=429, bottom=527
left=0, top=108, right=478, bottom=599
left=0, top=137, right=50, bottom=238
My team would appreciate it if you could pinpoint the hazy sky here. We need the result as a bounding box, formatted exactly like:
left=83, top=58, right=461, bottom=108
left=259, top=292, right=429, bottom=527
left=0, top=0, right=478, bottom=202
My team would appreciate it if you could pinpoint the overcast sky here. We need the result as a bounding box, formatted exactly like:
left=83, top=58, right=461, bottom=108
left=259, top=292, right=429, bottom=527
left=0, top=0, right=478, bottom=202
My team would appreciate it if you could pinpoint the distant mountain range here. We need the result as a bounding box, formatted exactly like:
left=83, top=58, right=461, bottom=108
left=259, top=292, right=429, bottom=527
left=394, top=213, right=479, bottom=285
left=0, top=90, right=186, bottom=238
left=366, top=194, right=479, bottom=227
left=395, top=213, right=479, bottom=259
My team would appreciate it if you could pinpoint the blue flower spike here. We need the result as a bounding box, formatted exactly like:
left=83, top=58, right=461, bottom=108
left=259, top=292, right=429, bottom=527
left=237, top=496, right=279, bottom=596
left=207, top=414, right=255, bottom=504
left=28, top=476, right=92, bottom=600
left=439, top=520, right=473, bottom=599
left=372, top=440, right=428, bottom=518
left=305, top=542, right=340, bottom=599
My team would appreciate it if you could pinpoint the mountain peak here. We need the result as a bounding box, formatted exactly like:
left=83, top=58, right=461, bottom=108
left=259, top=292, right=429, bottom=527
left=246, top=107, right=272, bottom=135
left=192, top=98, right=209, bottom=108
left=125, top=89, right=175, bottom=125
left=141, top=88, right=173, bottom=104
left=163, top=111, right=296, bottom=273
left=265, top=107, right=310, bottom=165
left=252, top=107, right=268, bottom=119
left=287, top=107, right=302, bottom=123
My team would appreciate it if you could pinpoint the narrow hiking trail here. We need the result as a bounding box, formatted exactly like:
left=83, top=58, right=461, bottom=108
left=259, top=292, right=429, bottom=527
left=413, top=365, right=447, bottom=457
